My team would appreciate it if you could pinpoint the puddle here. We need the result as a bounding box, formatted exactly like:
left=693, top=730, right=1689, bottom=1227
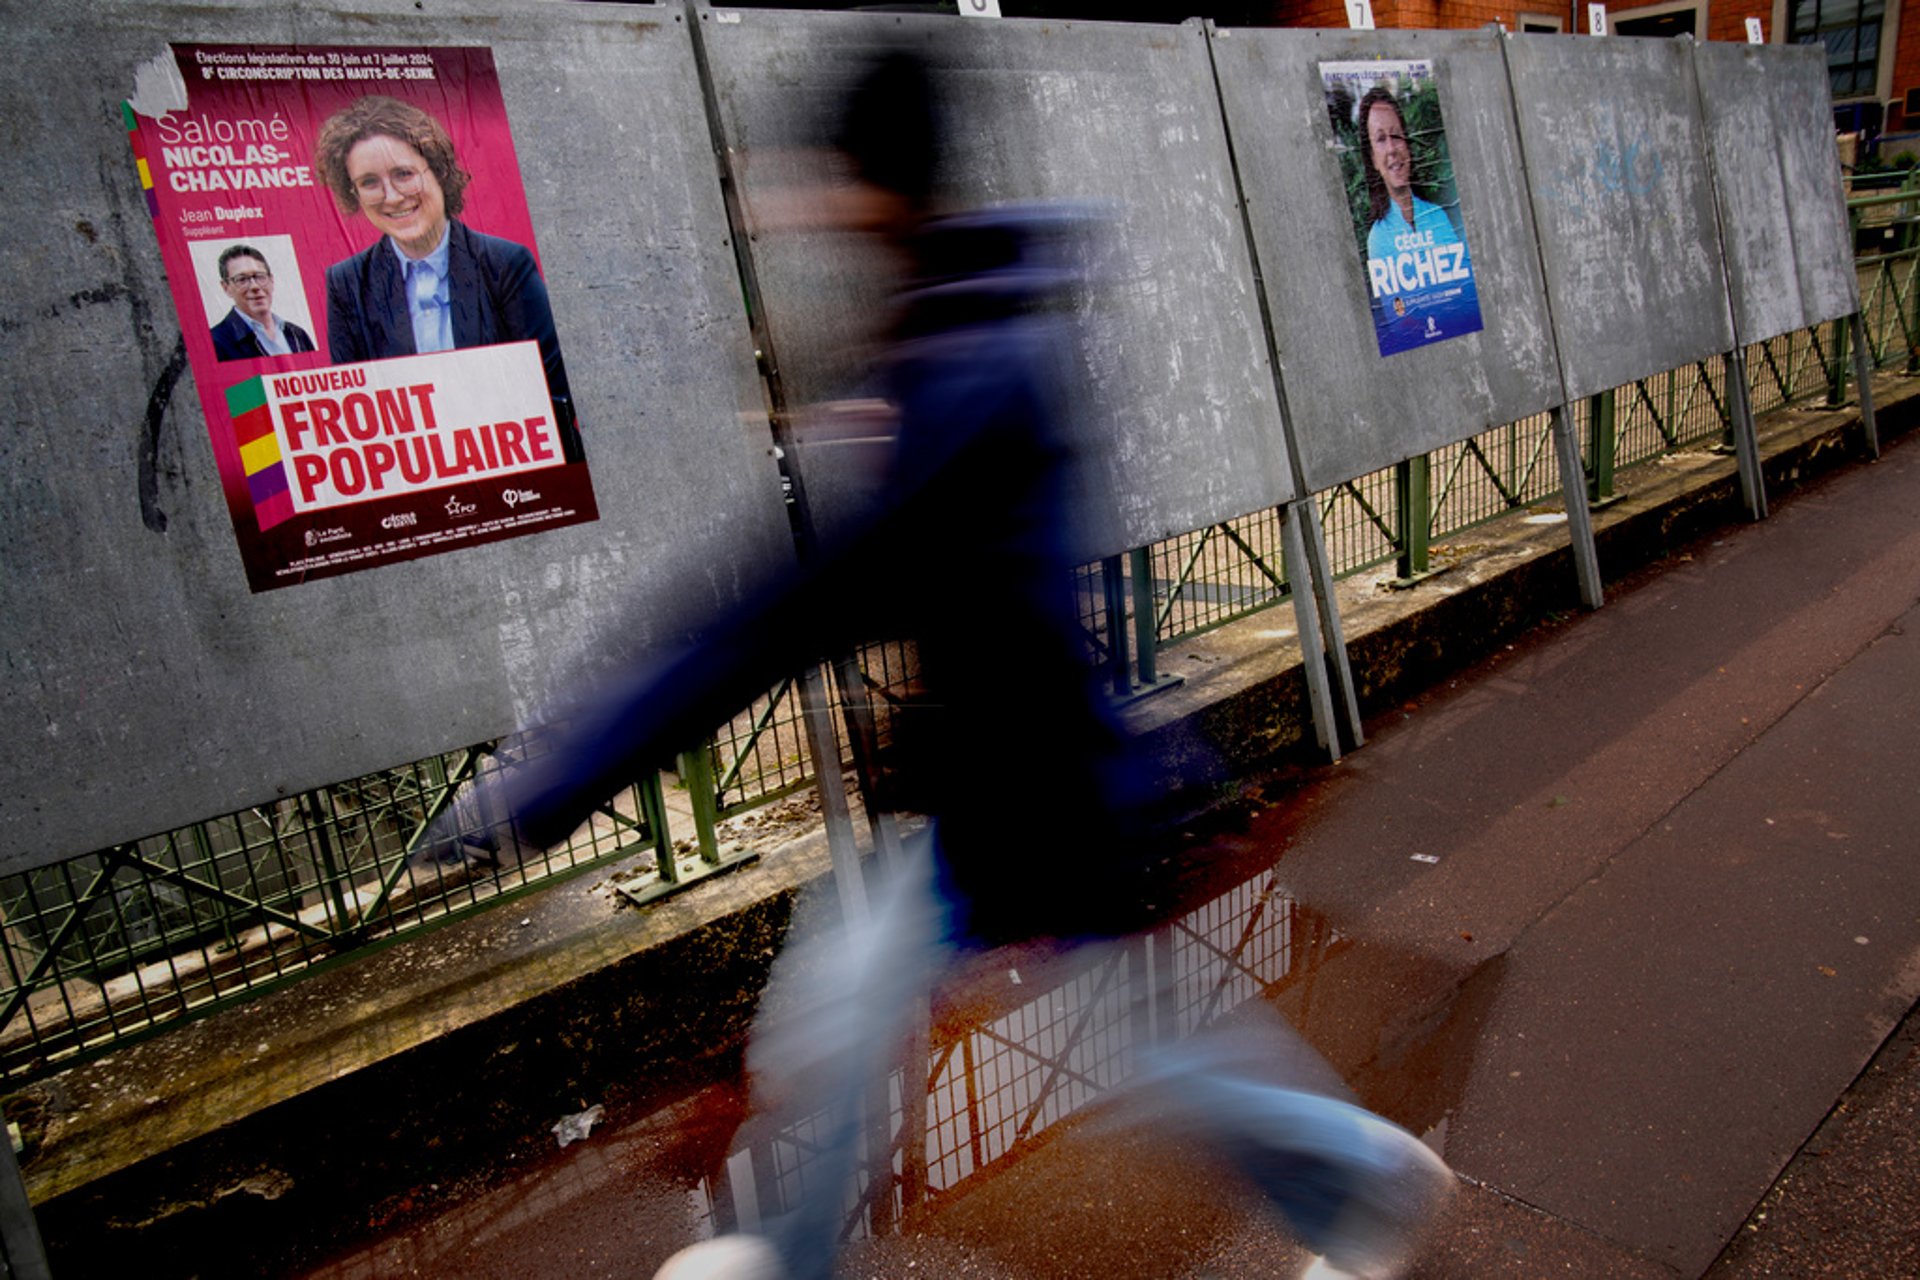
left=680, top=835, right=1502, bottom=1254
left=289, top=785, right=1505, bottom=1279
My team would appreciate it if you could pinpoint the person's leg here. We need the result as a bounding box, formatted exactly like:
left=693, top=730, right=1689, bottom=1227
left=658, top=835, right=953, bottom=1280
left=1126, top=1008, right=1455, bottom=1279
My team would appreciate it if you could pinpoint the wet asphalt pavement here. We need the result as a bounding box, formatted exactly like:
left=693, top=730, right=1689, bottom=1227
left=297, top=426, right=1920, bottom=1279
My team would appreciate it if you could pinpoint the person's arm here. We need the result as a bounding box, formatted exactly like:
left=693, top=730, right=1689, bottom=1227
left=470, top=502, right=915, bottom=851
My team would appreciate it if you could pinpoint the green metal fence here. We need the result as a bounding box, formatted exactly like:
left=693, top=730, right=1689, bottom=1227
left=3, top=228, right=1909, bottom=1086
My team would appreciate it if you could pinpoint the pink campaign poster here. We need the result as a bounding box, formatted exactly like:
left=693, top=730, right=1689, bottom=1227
left=125, top=44, right=598, bottom=592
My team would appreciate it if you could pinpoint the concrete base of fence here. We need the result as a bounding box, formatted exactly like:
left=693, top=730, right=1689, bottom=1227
left=14, top=372, right=1918, bottom=1277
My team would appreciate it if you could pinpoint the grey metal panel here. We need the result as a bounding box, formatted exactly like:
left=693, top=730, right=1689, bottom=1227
left=697, top=9, right=1294, bottom=561
left=1694, top=42, right=1858, bottom=342
left=1210, top=26, right=1564, bottom=494
left=0, top=0, right=790, bottom=870
left=1504, top=33, right=1735, bottom=402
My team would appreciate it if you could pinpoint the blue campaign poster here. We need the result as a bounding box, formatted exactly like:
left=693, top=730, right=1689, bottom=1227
left=1321, top=59, right=1484, bottom=357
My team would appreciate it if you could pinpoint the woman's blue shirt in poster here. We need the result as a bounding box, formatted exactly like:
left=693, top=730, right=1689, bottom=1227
left=1365, top=194, right=1483, bottom=356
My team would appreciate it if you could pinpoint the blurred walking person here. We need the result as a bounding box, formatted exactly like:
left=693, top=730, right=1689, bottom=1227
left=456, top=47, right=1455, bottom=1280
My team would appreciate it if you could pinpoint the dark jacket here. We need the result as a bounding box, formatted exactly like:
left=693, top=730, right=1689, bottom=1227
left=210, top=308, right=315, bottom=362
left=472, top=207, right=1157, bottom=945
left=324, top=219, right=580, bottom=459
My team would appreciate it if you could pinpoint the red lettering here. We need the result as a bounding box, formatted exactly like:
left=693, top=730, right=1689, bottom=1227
left=397, top=437, right=431, bottom=484
left=494, top=419, right=530, bottom=466
left=342, top=393, right=381, bottom=442
left=330, top=446, right=366, bottom=496
left=406, top=383, right=439, bottom=431
left=449, top=429, right=485, bottom=474
left=279, top=400, right=312, bottom=451
left=377, top=388, right=415, bottom=435
left=363, top=442, right=396, bottom=490
left=308, top=397, right=347, bottom=447
left=525, top=415, right=554, bottom=463
left=477, top=421, right=500, bottom=470
left=293, top=454, right=328, bottom=503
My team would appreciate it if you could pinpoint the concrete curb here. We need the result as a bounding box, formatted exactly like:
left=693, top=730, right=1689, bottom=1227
left=18, top=372, right=1917, bottom=1276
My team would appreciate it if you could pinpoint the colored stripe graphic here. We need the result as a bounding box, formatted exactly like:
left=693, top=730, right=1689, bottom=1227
left=123, top=102, right=158, bottom=216
left=225, top=378, right=295, bottom=530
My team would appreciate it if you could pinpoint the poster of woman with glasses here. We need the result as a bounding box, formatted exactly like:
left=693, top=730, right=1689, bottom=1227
left=126, top=44, right=596, bottom=592
left=1320, top=59, right=1484, bottom=358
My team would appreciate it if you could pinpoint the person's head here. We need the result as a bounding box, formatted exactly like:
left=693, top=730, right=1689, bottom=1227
left=830, top=50, right=944, bottom=241
left=1358, top=87, right=1413, bottom=224
left=218, top=244, right=276, bottom=323
left=314, top=96, right=469, bottom=258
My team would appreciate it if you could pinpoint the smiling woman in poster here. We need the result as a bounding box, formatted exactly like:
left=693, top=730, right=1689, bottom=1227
left=314, top=95, right=581, bottom=460
left=1356, top=84, right=1481, bottom=353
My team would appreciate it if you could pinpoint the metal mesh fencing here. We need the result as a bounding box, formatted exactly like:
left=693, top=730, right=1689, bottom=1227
left=1747, top=327, right=1838, bottom=415
left=1316, top=466, right=1403, bottom=580
left=1142, top=507, right=1293, bottom=643
left=709, top=680, right=816, bottom=817
left=0, top=738, right=652, bottom=1079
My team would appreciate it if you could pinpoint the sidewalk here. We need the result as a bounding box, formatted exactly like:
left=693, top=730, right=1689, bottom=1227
left=21, top=375, right=1919, bottom=1278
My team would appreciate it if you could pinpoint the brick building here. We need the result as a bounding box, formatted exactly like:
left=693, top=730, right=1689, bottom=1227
left=1244, top=0, right=1916, bottom=150
left=1004, top=0, right=1916, bottom=153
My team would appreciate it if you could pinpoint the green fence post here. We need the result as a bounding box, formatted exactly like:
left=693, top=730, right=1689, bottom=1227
left=1587, top=389, right=1616, bottom=503
left=1394, top=456, right=1430, bottom=579
left=636, top=773, right=677, bottom=886
left=676, top=745, right=722, bottom=868
left=1128, top=547, right=1158, bottom=687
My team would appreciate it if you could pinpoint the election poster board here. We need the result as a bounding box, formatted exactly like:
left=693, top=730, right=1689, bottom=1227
left=123, top=43, right=597, bottom=592
left=1321, top=59, right=1484, bottom=357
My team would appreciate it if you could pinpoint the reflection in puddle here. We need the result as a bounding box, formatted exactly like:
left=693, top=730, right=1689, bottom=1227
left=679, top=858, right=1495, bottom=1250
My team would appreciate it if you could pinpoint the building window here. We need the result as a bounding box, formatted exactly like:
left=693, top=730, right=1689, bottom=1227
left=1605, top=0, right=1705, bottom=38
left=1791, top=0, right=1886, bottom=99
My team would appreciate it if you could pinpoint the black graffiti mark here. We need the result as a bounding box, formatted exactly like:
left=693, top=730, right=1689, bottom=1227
left=138, top=335, right=189, bottom=534
left=0, top=282, right=135, bottom=336
left=69, top=283, right=128, bottom=310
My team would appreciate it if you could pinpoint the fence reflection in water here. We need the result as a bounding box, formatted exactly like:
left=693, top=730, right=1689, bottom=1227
left=692, top=863, right=1349, bottom=1247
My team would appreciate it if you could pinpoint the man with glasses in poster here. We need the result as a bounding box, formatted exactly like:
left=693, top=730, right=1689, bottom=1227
left=209, top=244, right=315, bottom=362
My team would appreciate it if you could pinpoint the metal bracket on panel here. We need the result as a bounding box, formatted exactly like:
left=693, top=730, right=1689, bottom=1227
left=1549, top=402, right=1605, bottom=609
left=1280, top=499, right=1359, bottom=760
left=1723, top=346, right=1768, bottom=520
